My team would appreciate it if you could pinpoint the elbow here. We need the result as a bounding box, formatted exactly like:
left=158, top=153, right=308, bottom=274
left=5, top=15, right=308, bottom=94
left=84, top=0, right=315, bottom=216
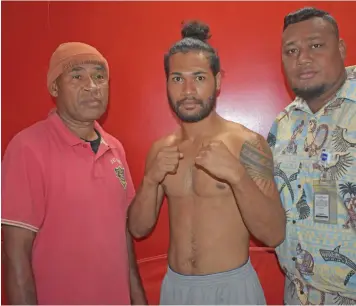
left=263, top=223, right=286, bottom=248
left=127, top=219, right=152, bottom=239
left=127, top=206, right=146, bottom=239
left=127, top=205, right=158, bottom=239
left=127, top=222, right=145, bottom=239
left=265, top=205, right=286, bottom=248
left=264, top=232, right=285, bottom=248
left=129, top=227, right=150, bottom=240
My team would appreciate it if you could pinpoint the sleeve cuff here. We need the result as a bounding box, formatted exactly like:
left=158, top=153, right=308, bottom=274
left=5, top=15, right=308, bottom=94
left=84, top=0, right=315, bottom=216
left=1, top=219, right=39, bottom=233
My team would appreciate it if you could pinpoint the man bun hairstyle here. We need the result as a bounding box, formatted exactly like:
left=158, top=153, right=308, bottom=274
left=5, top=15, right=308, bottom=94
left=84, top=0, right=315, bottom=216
left=181, top=20, right=211, bottom=42
left=164, top=20, right=220, bottom=79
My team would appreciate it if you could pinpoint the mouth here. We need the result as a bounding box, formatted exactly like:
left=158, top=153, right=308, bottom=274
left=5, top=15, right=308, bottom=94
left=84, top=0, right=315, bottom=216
left=181, top=101, right=200, bottom=110
left=83, top=99, right=102, bottom=106
left=298, top=70, right=317, bottom=80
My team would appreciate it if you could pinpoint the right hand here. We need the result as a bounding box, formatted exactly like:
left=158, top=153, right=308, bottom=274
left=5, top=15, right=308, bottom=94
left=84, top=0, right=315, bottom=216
left=145, top=146, right=183, bottom=184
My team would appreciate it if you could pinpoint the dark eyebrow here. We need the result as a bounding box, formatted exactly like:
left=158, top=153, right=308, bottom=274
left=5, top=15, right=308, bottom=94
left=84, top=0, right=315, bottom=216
left=170, top=71, right=208, bottom=76
left=69, top=65, right=105, bottom=72
left=69, top=67, right=84, bottom=72
left=94, top=65, right=104, bottom=71
left=283, top=35, right=323, bottom=48
left=192, top=71, right=208, bottom=76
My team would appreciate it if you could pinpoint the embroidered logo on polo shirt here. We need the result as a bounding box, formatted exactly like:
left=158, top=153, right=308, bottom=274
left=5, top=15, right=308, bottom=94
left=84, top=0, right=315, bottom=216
left=114, top=166, right=127, bottom=190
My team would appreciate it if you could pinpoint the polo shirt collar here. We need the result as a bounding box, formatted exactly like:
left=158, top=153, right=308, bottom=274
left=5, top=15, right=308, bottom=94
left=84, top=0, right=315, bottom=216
left=48, top=110, right=116, bottom=148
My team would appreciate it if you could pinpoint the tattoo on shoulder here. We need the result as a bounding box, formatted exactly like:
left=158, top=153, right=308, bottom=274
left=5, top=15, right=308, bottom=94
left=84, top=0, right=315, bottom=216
left=240, top=136, right=274, bottom=181
left=246, top=136, right=272, bottom=156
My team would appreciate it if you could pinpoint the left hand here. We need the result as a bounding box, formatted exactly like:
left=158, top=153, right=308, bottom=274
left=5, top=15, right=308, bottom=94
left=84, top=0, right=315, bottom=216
left=195, top=140, right=243, bottom=184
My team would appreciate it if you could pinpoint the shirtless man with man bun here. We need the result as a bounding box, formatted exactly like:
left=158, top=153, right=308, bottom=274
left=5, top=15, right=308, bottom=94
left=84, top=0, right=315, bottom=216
left=128, top=20, right=286, bottom=305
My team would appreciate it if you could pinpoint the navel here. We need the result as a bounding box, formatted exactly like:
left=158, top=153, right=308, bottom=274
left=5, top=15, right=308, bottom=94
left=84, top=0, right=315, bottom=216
left=216, top=182, right=227, bottom=189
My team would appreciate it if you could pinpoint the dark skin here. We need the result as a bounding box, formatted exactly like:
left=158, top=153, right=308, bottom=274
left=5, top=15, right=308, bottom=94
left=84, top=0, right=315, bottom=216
left=3, top=63, right=146, bottom=304
left=126, top=228, right=148, bottom=305
left=128, top=52, right=285, bottom=275
left=2, top=227, right=37, bottom=305
left=282, top=17, right=347, bottom=113
left=51, top=63, right=109, bottom=140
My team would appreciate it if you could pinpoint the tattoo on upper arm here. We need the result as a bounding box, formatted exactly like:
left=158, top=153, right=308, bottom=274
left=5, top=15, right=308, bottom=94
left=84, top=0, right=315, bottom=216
left=240, top=136, right=275, bottom=192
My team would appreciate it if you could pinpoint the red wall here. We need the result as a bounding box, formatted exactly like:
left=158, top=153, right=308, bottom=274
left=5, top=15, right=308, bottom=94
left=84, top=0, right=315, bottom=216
left=2, top=2, right=356, bottom=304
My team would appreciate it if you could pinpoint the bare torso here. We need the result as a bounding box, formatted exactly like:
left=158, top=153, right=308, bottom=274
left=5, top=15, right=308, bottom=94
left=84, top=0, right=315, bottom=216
left=161, top=119, right=253, bottom=275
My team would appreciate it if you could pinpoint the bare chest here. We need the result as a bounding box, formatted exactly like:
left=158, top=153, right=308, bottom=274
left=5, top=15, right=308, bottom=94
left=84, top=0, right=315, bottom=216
left=162, top=144, right=231, bottom=197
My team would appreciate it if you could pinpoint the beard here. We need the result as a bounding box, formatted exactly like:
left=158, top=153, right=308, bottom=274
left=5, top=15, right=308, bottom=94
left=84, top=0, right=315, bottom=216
left=292, top=84, right=327, bottom=101
left=167, top=88, right=217, bottom=123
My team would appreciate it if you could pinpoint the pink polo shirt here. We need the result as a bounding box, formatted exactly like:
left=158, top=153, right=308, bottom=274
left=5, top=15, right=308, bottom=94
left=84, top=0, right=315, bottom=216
left=1, top=112, right=135, bottom=305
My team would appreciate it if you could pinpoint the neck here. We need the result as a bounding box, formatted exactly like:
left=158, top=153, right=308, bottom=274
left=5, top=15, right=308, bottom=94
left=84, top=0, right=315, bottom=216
left=180, top=112, right=222, bottom=141
left=306, top=70, right=347, bottom=113
left=57, top=111, right=98, bottom=141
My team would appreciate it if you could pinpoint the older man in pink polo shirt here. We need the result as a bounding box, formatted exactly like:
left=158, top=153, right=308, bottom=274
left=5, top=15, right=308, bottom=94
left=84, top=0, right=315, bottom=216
left=1, top=42, right=147, bottom=305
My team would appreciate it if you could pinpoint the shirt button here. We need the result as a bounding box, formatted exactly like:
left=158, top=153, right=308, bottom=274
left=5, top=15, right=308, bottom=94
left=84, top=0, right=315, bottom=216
left=83, top=144, right=88, bottom=148
left=298, top=184, right=301, bottom=188
left=292, top=257, right=296, bottom=261
left=292, top=220, right=296, bottom=224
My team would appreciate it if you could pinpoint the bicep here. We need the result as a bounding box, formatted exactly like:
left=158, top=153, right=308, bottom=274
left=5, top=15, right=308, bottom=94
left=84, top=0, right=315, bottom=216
left=240, top=135, right=278, bottom=199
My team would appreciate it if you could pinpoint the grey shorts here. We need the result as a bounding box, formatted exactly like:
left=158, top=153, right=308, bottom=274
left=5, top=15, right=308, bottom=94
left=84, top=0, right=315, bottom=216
left=159, top=258, right=266, bottom=305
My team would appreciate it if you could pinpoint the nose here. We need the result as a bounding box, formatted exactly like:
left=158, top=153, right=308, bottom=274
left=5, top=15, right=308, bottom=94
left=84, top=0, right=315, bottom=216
left=297, top=47, right=312, bottom=66
left=83, top=76, right=99, bottom=92
left=182, top=78, right=197, bottom=95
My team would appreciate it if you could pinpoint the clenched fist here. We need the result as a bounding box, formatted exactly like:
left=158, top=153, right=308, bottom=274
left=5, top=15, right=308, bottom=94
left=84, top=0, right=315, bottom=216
left=145, top=146, right=183, bottom=184
left=195, top=140, right=242, bottom=184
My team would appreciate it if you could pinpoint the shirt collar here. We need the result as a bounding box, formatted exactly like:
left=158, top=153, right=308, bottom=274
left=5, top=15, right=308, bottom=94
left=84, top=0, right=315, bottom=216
left=47, top=110, right=116, bottom=148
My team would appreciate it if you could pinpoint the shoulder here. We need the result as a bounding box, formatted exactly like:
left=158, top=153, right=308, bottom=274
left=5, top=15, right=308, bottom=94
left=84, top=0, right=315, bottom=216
left=149, top=130, right=180, bottom=153
left=339, top=65, right=356, bottom=101
left=4, top=119, right=49, bottom=157
left=103, top=132, right=126, bottom=152
left=346, top=65, right=356, bottom=79
left=2, top=120, right=50, bottom=177
left=242, top=130, right=272, bottom=158
left=224, top=121, right=271, bottom=156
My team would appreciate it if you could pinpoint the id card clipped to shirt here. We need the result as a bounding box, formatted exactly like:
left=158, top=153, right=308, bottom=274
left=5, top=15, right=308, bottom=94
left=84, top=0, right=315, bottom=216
left=312, top=149, right=338, bottom=224
left=313, top=180, right=338, bottom=224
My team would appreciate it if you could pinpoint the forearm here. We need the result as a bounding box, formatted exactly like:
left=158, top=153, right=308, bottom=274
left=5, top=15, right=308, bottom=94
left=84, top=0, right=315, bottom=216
left=4, top=256, right=37, bottom=304
left=128, top=176, right=161, bottom=238
left=231, top=169, right=286, bottom=247
left=126, top=230, right=147, bottom=305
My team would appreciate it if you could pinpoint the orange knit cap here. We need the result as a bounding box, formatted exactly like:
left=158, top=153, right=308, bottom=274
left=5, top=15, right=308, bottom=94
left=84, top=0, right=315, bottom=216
left=46, top=42, right=109, bottom=91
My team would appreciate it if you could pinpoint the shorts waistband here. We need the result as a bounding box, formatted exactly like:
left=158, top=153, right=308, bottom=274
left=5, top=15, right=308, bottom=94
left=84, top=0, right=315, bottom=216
left=166, top=258, right=254, bottom=285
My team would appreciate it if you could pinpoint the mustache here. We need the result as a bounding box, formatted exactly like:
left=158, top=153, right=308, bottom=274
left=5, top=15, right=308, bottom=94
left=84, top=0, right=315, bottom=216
left=176, top=97, right=204, bottom=107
